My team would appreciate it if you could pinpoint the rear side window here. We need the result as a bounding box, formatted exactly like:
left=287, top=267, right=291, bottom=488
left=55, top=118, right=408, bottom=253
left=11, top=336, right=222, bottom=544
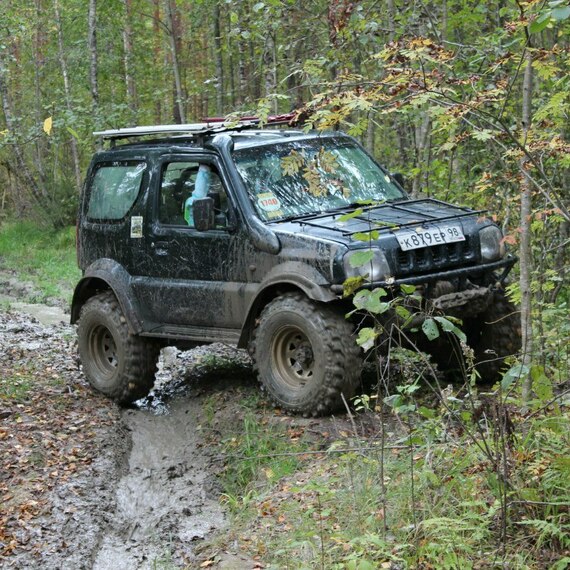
left=87, top=162, right=146, bottom=220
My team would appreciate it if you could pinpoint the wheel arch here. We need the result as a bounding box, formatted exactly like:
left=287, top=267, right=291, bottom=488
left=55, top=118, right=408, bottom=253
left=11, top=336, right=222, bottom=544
left=237, top=264, right=340, bottom=349
left=71, top=259, right=144, bottom=334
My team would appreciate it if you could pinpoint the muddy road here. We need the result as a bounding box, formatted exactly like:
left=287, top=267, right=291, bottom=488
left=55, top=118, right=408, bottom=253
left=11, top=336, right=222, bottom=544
left=0, top=294, right=257, bottom=569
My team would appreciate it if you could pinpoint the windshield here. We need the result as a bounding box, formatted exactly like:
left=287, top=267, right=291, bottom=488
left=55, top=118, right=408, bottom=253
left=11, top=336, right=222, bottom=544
left=233, top=137, right=406, bottom=221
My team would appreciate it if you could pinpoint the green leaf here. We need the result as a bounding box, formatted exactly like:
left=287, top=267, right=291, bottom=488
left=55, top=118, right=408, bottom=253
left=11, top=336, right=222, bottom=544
left=471, top=129, right=495, bottom=141
left=353, top=230, right=379, bottom=242
left=501, top=364, right=529, bottom=390
left=338, top=208, right=363, bottom=222
left=348, top=250, right=374, bottom=268
left=422, top=318, right=440, bottom=341
left=434, top=316, right=467, bottom=343
left=529, top=16, right=551, bottom=34
left=400, top=283, right=416, bottom=294
left=395, top=305, right=411, bottom=319
left=353, top=288, right=389, bottom=314
left=66, top=126, right=80, bottom=140
left=253, top=1, right=266, bottom=11
left=356, top=327, right=377, bottom=351
left=552, top=6, right=570, bottom=20
left=418, top=406, right=435, bottom=419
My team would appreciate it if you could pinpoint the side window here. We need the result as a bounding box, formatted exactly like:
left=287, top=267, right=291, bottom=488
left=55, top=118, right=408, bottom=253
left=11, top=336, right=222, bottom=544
left=159, top=161, right=228, bottom=228
left=87, top=162, right=146, bottom=220
left=159, top=162, right=198, bottom=225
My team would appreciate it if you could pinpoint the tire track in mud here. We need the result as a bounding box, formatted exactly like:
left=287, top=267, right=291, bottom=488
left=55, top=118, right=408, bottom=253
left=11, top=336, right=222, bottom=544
left=92, top=398, right=226, bottom=569
left=1, top=297, right=252, bottom=569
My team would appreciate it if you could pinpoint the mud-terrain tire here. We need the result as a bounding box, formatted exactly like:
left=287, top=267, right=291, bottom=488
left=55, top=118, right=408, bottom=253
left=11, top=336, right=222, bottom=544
left=251, top=292, right=362, bottom=416
left=469, top=289, right=521, bottom=381
left=77, top=291, right=159, bottom=405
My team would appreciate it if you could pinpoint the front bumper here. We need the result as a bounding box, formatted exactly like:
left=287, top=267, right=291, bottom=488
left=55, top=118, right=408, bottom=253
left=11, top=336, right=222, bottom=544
left=330, top=255, right=517, bottom=294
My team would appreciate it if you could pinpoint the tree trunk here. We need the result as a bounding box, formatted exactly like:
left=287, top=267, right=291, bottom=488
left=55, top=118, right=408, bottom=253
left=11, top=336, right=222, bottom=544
left=54, top=0, right=82, bottom=192
left=88, top=0, right=99, bottom=110
left=263, top=31, right=277, bottom=111
left=33, top=0, right=47, bottom=189
left=213, top=2, right=224, bottom=116
left=520, top=49, right=534, bottom=402
left=153, top=0, right=162, bottom=123
left=122, top=0, right=137, bottom=121
left=164, top=0, right=185, bottom=123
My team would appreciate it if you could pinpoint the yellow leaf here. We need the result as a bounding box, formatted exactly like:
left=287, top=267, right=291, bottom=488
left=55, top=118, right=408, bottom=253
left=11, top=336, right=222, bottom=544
left=43, top=116, right=53, bottom=136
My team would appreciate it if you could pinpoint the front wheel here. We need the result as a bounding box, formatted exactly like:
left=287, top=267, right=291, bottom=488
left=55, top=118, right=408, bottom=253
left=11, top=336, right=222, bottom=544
left=77, top=291, right=159, bottom=404
left=251, top=293, right=362, bottom=416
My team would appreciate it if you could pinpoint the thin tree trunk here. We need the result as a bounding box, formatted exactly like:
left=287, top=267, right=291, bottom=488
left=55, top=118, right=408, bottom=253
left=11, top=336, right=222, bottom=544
left=122, top=0, right=137, bottom=121
left=164, top=0, right=185, bottom=123
left=54, top=0, right=82, bottom=192
left=153, top=0, right=162, bottom=123
left=263, top=31, right=277, bottom=110
left=213, top=2, right=224, bottom=115
left=88, top=0, right=99, bottom=110
left=237, top=7, right=247, bottom=107
left=520, top=49, right=534, bottom=402
left=33, top=0, right=47, bottom=188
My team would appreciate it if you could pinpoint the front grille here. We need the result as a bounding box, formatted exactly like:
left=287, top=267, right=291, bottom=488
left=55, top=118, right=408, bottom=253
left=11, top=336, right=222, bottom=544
left=395, top=236, right=477, bottom=276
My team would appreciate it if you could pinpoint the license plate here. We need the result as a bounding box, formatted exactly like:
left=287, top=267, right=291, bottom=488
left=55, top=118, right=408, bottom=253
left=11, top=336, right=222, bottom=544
left=395, top=223, right=465, bottom=251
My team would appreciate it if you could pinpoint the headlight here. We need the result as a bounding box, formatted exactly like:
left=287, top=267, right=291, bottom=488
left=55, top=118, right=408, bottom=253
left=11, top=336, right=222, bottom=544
left=343, top=248, right=392, bottom=282
left=479, top=225, right=505, bottom=262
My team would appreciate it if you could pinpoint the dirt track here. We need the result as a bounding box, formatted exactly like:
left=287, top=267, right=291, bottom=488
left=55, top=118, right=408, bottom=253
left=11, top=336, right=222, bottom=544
left=0, top=297, right=257, bottom=569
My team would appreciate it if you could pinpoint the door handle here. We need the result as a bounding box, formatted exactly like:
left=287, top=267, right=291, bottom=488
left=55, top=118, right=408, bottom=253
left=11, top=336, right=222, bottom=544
left=151, top=241, right=170, bottom=255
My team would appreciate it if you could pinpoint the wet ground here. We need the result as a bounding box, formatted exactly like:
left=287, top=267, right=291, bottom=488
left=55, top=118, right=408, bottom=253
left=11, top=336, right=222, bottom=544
left=0, top=290, right=257, bottom=569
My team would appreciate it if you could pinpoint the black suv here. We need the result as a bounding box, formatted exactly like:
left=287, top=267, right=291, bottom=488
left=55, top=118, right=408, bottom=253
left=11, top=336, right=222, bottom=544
left=72, top=120, right=520, bottom=416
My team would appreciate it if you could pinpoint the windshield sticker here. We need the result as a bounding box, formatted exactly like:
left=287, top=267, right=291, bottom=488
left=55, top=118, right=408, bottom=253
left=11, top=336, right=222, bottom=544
left=257, top=192, right=282, bottom=212
left=266, top=209, right=283, bottom=219
left=130, top=216, right=143, bottom=238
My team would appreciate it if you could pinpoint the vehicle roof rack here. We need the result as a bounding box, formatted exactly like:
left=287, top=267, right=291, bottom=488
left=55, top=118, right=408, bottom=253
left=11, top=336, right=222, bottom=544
left=94, top=113, right=297, bottom=143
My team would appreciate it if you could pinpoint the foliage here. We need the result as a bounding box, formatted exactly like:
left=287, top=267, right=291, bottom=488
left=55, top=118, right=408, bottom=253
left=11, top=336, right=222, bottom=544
left=218, top=389, right=569, bottom=569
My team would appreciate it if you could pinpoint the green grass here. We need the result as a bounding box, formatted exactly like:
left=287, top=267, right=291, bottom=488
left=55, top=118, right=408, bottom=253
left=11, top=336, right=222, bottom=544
left=0, top=221, right=80, bottom=303
left=0, top=371, right=35, bottom=403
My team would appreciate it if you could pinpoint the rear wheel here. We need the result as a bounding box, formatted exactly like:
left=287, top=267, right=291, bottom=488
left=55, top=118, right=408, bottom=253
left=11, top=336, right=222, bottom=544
left=77, top=291, right=159, bottom=404
left=251, top=293, right=362, bottom=416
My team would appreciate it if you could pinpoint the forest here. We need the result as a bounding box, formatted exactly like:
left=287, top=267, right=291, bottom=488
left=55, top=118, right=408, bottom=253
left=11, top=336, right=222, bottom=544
left=0, top=0, right=569, bottom=568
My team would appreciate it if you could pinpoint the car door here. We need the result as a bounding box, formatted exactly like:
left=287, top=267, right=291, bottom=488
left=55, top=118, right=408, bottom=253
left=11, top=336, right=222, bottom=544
left=132, top=152, right=250, bottom=331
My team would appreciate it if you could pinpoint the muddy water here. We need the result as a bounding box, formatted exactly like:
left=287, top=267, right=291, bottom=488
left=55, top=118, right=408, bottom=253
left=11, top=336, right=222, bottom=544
left=93, top=398, right=226, bottom=569
left=1, top=294, right=255, bottom=569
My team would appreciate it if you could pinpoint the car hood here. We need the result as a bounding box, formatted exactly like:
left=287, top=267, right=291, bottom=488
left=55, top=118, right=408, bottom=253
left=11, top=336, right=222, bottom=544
left=270, top=198, right=484, bottom=246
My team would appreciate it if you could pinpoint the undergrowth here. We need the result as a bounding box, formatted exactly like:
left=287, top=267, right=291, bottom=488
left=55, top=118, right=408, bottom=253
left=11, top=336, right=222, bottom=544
left=0, top=221, right=79, bottom=303
left=218, top=389, right=569, bottom=569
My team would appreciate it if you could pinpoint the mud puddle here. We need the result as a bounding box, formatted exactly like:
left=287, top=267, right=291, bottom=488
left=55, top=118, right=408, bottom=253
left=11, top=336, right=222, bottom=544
left=93, top=398, right=226, bottom=569
left=1, top=294, right=256, bottom=569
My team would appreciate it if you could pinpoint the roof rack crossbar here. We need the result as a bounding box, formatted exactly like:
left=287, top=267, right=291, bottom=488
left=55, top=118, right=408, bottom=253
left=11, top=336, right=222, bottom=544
left=94, top=113, right=297, bottom=141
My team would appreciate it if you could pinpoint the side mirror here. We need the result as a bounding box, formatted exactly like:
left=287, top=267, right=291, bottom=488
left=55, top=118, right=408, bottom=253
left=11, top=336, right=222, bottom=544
left=193, top=197, right=215, bottom=231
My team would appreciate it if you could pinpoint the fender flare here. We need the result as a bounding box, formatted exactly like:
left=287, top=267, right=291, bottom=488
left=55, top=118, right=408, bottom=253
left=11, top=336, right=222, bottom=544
left=237, top=261, right=339, bottom=348
left=70, top=259, right=144, bottom=334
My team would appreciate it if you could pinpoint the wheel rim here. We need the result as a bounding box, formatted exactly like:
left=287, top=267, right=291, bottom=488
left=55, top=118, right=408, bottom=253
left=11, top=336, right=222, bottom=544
left=273, top=325, right=314, bottom=388
left=89, top=324, right=118, bottom=379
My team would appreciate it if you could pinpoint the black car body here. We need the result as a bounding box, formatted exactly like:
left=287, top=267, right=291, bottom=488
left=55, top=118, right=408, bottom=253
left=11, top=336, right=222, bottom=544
left=72, top=124, right=520, bottom=415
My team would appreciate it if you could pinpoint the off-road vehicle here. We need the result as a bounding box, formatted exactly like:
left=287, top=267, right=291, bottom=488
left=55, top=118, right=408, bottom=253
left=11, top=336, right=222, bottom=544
left=72, top=117, right=521, bottom=416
